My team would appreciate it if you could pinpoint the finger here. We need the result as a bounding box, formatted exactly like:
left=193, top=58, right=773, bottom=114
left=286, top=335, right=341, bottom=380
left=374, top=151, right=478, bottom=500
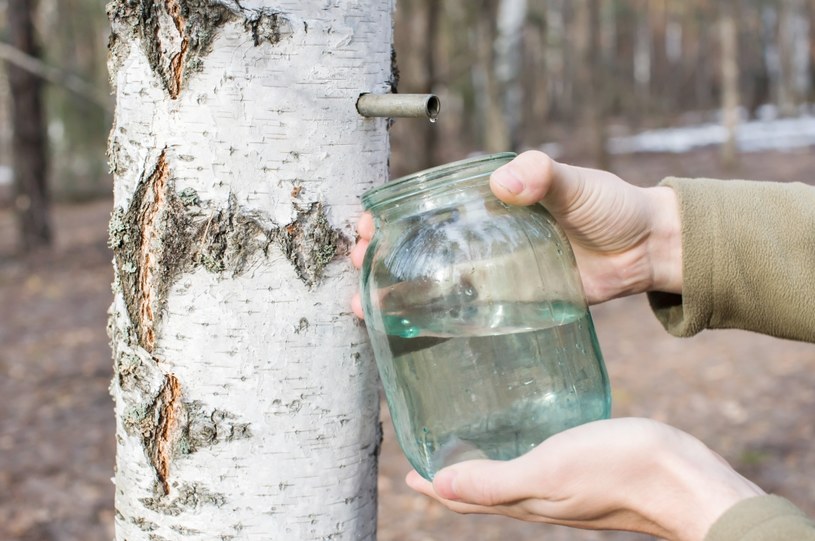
left=405, top=470, right=434, bottom=495
left=430, top=457, right=539, bottom=507
left=357, top=212, right=374, bottom=241
left=350, top=238, right=369, bottom=269
left=489, top=150, right=555, bottom=206
left=406, top=470, right=506, bottom=515
left=351, top=292, right=364, bottom=319
left=406, top=469, right=533, bottom=518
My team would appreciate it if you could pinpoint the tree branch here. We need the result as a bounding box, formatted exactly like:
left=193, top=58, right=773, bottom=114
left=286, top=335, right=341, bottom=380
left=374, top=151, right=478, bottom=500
left=0, top=41, right=112, bottom=112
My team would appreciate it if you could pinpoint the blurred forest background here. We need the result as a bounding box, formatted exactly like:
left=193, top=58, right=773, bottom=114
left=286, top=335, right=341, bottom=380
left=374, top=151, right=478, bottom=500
left=2, top=0, right=815, bottom=250
left=1, top=1, right=815, bottom=541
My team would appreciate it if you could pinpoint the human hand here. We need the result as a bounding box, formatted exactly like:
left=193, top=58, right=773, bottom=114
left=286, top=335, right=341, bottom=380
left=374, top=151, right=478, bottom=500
left=350, top=211, right=374, bottom=318
left=488, top=151, right=682, bottom=303
left=405, top=418, right=764, bottom=541
left=350, top=151, right=682, bottom=316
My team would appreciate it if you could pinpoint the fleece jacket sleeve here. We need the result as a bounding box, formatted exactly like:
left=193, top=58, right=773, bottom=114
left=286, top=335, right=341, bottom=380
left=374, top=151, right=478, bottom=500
left=647, top=178, right=815, bottom=342
left=705, top=495, right=815, bottom=541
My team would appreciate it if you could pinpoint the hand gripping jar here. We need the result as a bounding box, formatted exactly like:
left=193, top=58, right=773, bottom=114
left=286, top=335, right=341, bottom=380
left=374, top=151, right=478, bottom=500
left=360, top=153, right=610, bottom=480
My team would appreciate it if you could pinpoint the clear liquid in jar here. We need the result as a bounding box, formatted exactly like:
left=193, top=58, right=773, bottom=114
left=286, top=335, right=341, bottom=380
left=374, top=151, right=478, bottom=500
left=370, top=301, right=610, bottom=479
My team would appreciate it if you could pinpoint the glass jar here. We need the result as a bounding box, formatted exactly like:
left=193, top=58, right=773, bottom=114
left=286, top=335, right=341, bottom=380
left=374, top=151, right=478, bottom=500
left=360, top=153, right=610, bottom=480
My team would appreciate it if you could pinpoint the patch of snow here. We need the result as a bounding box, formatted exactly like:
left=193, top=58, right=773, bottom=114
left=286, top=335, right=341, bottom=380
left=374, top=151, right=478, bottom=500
left=0, top=165, right=12, bottom=186
left=609, top=110, right=815, bottom=154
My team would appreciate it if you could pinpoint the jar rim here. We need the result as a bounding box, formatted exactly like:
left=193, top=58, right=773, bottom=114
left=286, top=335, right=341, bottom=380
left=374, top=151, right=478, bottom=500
left=362, top=152, right=516, bottom=210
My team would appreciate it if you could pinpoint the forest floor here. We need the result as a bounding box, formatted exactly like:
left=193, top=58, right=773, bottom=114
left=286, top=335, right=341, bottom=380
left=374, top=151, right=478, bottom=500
left=1, top=146, right=814, bottom=541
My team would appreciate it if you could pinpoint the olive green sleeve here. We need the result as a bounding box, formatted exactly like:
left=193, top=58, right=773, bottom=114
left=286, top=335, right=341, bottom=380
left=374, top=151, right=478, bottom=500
left=705, top=495, right=815, bottom=541
left=647, top=178, right=815, bottom=342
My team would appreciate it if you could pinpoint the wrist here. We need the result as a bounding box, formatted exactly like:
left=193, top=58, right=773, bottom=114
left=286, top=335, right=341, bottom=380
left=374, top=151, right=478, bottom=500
left=645, top=186, right=683, bottom=295
left=649, top=434, right=765, bottom=541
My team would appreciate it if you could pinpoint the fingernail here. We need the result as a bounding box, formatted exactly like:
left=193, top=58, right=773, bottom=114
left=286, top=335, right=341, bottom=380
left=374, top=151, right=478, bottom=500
left=433, top=469, right=460, bottom=501
left=493, top=166, right=524, bottom=195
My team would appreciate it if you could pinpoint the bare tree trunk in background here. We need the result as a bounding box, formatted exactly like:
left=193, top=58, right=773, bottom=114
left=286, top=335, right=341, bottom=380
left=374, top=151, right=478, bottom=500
left=777, top=0, right=808, bottom=115
left=587, top=0, right=610, bottom=169
left=633, top=0, right=652, bottom=108
left=6, top=0, right=51, bottom=252
left=420, top=0, right=440, bottom=168
left=720, top=4, right=740, bottom=169
left=494, top=0, right=527, bottom=151
left=777, top=0, right=796, bottom=115
left=649, top=2, right=668, bottom=115
left=545, top=0, right=567, bottom=119
left=522, top=3, right=549, bottom=130
left=572, top=0, right=608, bottom=168
left=472, top=0, right=508, bottom=153
left=694, top=8, right=715, bottom=112
left=810, top=0, right=815, bottom=99
left=106, top=1, right=391, bottom=539
left=471, top=0, right=527, bottom=153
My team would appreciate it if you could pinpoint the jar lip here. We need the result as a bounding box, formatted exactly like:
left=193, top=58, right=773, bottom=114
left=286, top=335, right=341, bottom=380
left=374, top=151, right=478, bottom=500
left=362, top=152, right=517, bottom=210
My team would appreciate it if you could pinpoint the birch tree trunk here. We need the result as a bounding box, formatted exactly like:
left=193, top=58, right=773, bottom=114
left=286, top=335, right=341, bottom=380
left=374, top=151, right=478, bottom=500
left=106, top=1, right=392, bottom=539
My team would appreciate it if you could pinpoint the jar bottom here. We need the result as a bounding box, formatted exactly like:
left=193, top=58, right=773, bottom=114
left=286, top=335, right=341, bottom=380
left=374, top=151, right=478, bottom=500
left=412, top=389, right=610, bottom=479
left=376, top=304, right=611, bottom=480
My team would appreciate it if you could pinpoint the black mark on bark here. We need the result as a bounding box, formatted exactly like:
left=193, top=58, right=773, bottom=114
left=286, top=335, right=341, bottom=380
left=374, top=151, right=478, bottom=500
left=243, top=9, right=292, bottom=46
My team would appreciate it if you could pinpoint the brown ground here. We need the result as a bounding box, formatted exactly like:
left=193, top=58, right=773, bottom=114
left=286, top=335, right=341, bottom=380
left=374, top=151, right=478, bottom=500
left=1, top=147, right=814, bottom=541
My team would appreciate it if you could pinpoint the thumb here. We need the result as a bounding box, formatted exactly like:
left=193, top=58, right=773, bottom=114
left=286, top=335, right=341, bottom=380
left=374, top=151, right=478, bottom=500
left=490, top=150, right=557, bottom=206
left=490, top=151, right=584, bottom=216
left=432, top=458, right=536, bottom=506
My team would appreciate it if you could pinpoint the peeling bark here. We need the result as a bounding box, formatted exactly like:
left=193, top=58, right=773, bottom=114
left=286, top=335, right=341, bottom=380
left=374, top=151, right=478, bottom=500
left=165, top=0, right=190, bottom=98
left=140, top=482, right=226, bottom=516
left=154, top=373, right=182, bottom=494
left=137, top=152, right=170, bottom=351
left=109, top=149, right=195, bottom=352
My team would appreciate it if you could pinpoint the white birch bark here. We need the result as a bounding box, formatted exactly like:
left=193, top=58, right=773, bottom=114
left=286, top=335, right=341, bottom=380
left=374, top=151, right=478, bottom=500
left=106, top=1, right=393, bottom=539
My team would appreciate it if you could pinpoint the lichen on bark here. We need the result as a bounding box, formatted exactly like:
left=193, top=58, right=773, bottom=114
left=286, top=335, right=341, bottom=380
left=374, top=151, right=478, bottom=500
left=108, top=152, right=353, bottom=516
left=106, top=0, right=236, bottom=98
left=121, top=371, right=252, bottom=497
left=109, top=153, right=274, bottom=352
left=278, top=202, right=352, bottom=288
left=179, top=401, right=252, bottom=455
left=140, top=481, right=226, bottom=516
left=194, top=194, right=270, bottom=275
